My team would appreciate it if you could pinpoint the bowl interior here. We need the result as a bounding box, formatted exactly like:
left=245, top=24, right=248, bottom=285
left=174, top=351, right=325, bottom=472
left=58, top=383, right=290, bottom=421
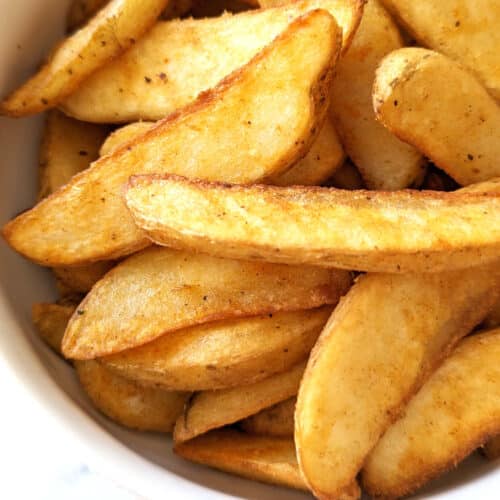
left=0, top=1, right=497, bottom=498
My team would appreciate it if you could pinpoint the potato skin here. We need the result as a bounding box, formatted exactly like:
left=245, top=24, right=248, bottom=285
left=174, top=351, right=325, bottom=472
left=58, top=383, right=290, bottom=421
left=240, top=397, right=295, bottom=437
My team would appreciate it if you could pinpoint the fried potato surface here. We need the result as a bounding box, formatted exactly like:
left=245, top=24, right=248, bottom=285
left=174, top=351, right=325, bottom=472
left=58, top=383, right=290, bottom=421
left=362, top=328, right=500, bottom=497
left=484, top=299, right=500, bottom=329
left=380, top=0, right=500, bottom=100
left=37, top=110, right=109, bottom=201
left=0, top=0, right=169, bottom=116
left=76, top=360, right=188, bottom=432
left=373, top=48, right=500, bottom=186
left=174, top=362, right=305, bottom=443
left=483, top=435, right=500, bottom=461
left=99, top=122, right=154, bottom=156
left=295, top=267, right=500, bottom=499
left=62, top=248, right=351, bottom=359
left=102, top=307, right=332, bottom=391
left=327, top=160, right=364, bottom=190
left=240, top=397, right=295, bottom=437
left=3, top=12, right=340, bottom=266
left=67, top=0, right=108, bottom=31
left=125, top=175, right=500, bottom=273
left=331, top=0, right=424, bottom=190
left=174, top=429, right=308, bottom=491
left=52, top=262, right=114, bottom=294
left=61, top=0, right=361, bottom=122
left=32, top=302, right=76, bottom=354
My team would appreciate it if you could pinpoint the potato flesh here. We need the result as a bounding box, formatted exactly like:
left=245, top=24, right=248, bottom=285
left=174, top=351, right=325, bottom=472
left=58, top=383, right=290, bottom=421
left=102, top=307, right=332, bottom=391
left=62, top=0, right=362, bottom=122
left=3, top=11, right=340, bottom=266
left=295, top=267, right=500, bottom=499
left=380, top=0, right=500, bottom=100
left=240, top=397, right=295, bottom=437
left=331, top=0, right=424, bottom=190
left=373, top=48, right=500, bottom=186
left=173, top=361, right=305, bottom=443
left=76, top=360, right=188, bottom=432
left=32, top=302, right=76, bottom=354
left=99, top=122, right=154, bottom=157
left=0, top=0, right=169, bottom=116
left=362, top=328, right=500, bottom=497
left=62, top=247, right=351, bottom=359
left=174, top=429, right=308, bottom=491
left=125, top=175, right=500, bottom=273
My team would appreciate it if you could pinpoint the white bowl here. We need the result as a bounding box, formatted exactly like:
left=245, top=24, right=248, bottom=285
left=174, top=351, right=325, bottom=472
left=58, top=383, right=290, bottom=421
left=0, top=1, right=498, bottom=498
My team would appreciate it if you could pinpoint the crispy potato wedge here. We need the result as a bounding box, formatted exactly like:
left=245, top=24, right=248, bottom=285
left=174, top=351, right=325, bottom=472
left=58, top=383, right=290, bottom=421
left=52, top=262, right=114, bottom=294
left=174, top=361, right=304, bottom=443
left=76, top=360, right=188, bottom=432
left=331, top=0, right=425, bottom=190
left=295, top=267, right=500, bottom=499
left=99, top=122, right=153, bottom=157
left=266, top=118, right=344, bottom=186
left=32, top=302, right=76, bottom=354
left=62, top=247, right=351, bottom=359
left=102, top=307, right=332, bottom=391
left=174, top=429, right=307, bottom=491
left=61, top=0, right=362, bottom=122
left=240, top=397, right=295, bottom=437
left=67, top=0, right=108, bottom=31
left=483, top=436, right=500, bottom=461
left=363, top=328, right=500, bottom=497
left=125, top=175, right=500, bottom=273
left=380, top=0, right=500, bottom=100
left=373, top=48, right=500, bottom=186
left=0, top=0, right=169, bottom=116
left=37, top=110, right=109, bottom=201
left=484, top=299, right=500, bottom=329
left=327, top=160, right=364, bottom=189
left=3, top=12, right=340, bottom=266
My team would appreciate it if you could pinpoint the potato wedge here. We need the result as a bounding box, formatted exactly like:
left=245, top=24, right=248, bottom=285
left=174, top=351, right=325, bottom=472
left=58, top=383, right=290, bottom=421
left=362, top=328, right=500, bottom=497
left=61, top=0, right=362, bottom=122
left=3, top=11, right=340, bottom=266
left=330, top=0, right=425, bottom=190
left=32, top=302, right=76, bottom=354
left=266, top=118, right=344, bottom=186
left=125, top=175, right=500, bottom=273
left=52, top=262, right=114, bottom=294
left=0, top=0, right=169, bottom=116
left=174, top=429, right=308, bottom=491
left=99, top=122, right=154, bottom=157
left=484, top=299, right=500, bottom=329
left=327, top=160, right=364, bottom=190
left=240, top=397, right=295, bottom=437
left=67, top=0, right=108, bottom=31
left=62, top=247, right=351, bottom=359
left=76, top=360, right=188, bottom=432
left=373, top=48, right=500, bottom=186
left=380, top=0, right=500, bottom=100
left=174, top=361, right=304, bottom=443
left=483, top=436, right=500, bottom=461
left=38, top=110, right=109, bottom=201
left=295, top=266, right=500, bottom=499
left=102, top=307, right=332, bottom=391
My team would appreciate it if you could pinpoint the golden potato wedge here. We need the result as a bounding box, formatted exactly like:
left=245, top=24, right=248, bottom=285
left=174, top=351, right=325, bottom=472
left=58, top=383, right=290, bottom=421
left=32, top=302, right=76, bottom=354
left=327, top=160, right=364, bottom=190
left=52, top=262, right=114, bottom=294
left=174, top=429, right=307, bottom=491
left=331, top=0, right=425, bottom=190
left=483, top=436, right=500, bottom=461
left=125, top=175, right=500, bottom=273
left=240, top=397, right=295, bottom=437
left=102, top=307, right=332, bottom=391
left=62, top=247, right=351, bottom=359
left=174, top=361, right=304, bottom=443
left=0, top=0, right=169, bottom=116
left=99, top=122, right=154, bottom=157
left=295, top=267, right=500, bottom=499
left=266, top=118, right=344, bottom=186
left=66, top=0, right=108, bottom=31
left=484, top=299, right=500, bottom=329
left=362, top=328, right=500, bottom=497
left=373, top=48, right=500, bottom=186
left=76, top=360, right=188, bottom=432
left=61, top=0, right=362, bottom=122
left=3, top=12, right=340, bottom=266
left=37, top=110, right=109, bottom=201
left=380, top=0, right=500, bottom=100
